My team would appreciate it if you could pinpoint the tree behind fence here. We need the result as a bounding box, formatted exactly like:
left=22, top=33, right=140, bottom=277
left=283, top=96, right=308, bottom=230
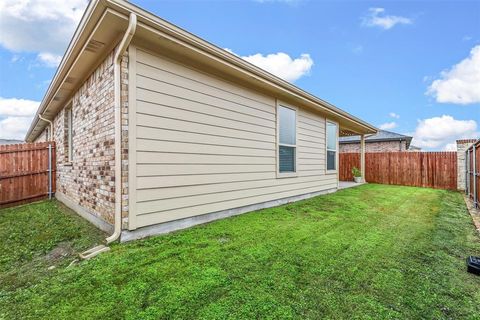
left=340, top=152, right=457, bottom=190
left=0, top=142, right=56, bottom=208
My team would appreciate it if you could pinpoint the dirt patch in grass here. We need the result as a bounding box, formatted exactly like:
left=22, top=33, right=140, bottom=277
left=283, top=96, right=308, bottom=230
left=0, top=200, right=105, bottom=292
left=44, top=242, right=75, bottom=263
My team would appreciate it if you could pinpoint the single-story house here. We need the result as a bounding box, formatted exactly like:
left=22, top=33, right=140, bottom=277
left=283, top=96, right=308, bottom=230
left=339, top=130, right=413, bottom=153
left=26, top=0, right=377, bottom=242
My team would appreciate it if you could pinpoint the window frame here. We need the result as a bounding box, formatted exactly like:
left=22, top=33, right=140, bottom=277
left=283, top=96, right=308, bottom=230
left=65, top=105, right=73, bottom=163
left=276, top=100, right=298, bottom=178
left=325, top=120, right=338, bottom=174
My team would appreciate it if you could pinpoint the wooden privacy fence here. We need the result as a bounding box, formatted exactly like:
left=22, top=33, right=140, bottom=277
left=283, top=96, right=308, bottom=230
left=340, top=151, right=457, bottom=190
left=339, top=153, right=361, bottom=182
left=0, top=142, right=56, bottom=208
left=466, top=139, right=480, bottom=208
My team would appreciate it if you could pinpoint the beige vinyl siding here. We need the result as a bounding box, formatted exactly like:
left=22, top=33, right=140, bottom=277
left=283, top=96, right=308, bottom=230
left=129, top=47, right=337, bottom=230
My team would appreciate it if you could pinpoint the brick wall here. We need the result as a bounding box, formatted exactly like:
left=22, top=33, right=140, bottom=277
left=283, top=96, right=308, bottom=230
left=340, top=140, right=408, bottom=153
left=35, top=49, right=129, bottom=227
left=457, top=139, right=477, bottom=191
left=56, top=51, right=116, bottom=224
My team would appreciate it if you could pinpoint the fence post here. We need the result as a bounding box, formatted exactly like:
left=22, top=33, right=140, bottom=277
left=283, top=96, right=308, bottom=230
left=474, top=144, right=477, bottom=208
left=360, top=135, right=366, bottom=183
left=48, top=143, right=52, bottom=200
left=465, top=149, right=469, bottom=194
left=467, top=149, right=471, bottom=196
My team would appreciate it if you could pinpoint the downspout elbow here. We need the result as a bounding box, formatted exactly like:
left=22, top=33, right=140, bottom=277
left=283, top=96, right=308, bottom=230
left=38, top=114, right=54, bottom=140
left=106, top=13, right=137, bottom=244
left=114, top=14, right=137, bottom=63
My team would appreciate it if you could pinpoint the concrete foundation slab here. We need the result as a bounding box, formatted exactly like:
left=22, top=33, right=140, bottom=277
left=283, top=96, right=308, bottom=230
left=55, top=192, right=114, bottom=233
left=121, top=187, right=338, bottom=242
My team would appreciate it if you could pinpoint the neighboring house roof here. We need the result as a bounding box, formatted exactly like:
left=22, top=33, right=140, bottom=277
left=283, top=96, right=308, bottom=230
left=456, top=139, right=478, bottom=145
left=0, top=139, right=23, bottom=145
left=339, top=130, right=413, bottom=149
left=25, top=0, right=377, bottom=142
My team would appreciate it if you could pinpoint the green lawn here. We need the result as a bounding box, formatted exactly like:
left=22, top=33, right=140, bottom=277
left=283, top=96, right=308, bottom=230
left=1, top=184, right=479, bottom=319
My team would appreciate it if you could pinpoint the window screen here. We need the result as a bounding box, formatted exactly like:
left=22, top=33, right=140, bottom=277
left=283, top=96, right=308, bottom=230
left=326, top=122, right=337, bottom=171
left=278, top=106, right=296, bottom=173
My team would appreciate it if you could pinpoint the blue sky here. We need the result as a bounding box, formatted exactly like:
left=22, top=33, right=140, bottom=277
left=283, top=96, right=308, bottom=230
left=0, top=0, right=479, bottom=150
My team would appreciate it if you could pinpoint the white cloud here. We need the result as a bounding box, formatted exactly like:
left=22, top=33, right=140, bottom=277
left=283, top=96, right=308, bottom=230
left=0, top=117, right=33, bottom=140
left=0, top=97, right=39, bottom=139
left=225, top=49, right=314, bottom=82
left=37, top=52, right=62, bottom=68
left=422, top=75, right=432, bottom=83
left=444, top=143, right=457, bottom=151
left=426, top=45, right=480, bottom=105
left=352, top=45, right=363, bottom=55
left=0, top=97, right=39, bottom=117
left=10, top=54, right=22, bottom=63
left=389, top=112, right=400, bottom=119
left=362, top=8, right=412, bottom=30
left=0, top=0, right=87, bottom=67
left=411, top=115, right=478, bottom=150
left=379, top=122, right=397, bottom=130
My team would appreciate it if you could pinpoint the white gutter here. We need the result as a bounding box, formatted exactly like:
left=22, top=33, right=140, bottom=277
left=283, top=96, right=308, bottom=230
left=38, top=114, right=54, bottom=140
left=106, top=12, right=137, bottom=244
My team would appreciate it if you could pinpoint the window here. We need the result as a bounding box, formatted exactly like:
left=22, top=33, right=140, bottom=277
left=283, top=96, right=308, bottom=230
left=326, top=121, right=337, bottom=171
left=66, top=107, right=73, bottom=162
left=278, top=104, right=296, bottom=174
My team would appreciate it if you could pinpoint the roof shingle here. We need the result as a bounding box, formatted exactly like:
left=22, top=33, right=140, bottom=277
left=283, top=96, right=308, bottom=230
left=339, top=130, right=412, bottom=148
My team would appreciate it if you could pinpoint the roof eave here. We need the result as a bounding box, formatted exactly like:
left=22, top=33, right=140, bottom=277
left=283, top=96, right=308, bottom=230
left=112, top=0, right=377, bottom=134
left=26, top=0, right=377, bottom=141
left=340, top=137, right=411, bottom=144
left=25, top=0, right=110, bottom=142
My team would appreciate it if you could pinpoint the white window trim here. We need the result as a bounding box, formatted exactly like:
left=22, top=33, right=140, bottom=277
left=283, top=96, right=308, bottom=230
left=325, top=119, right=338, bottom=174
left=66, top=106, right=73, bottom=163
left=276, top=100, right=298, bottom=178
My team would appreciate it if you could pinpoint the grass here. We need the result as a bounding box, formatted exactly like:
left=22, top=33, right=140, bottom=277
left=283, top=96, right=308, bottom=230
left=0, top=201, right=105, bottom=294
left=0, top=184, right=479, bottom=319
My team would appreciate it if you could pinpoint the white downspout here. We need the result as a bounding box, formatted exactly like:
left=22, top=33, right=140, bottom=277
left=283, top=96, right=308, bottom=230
left=38, top=114, right=54, bottom=140
left=106, top=13, right=137, bottom=244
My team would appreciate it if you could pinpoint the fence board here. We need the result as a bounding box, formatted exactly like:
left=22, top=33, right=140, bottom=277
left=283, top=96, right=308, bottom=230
left=0, top=142, right=56, bottom=208
left=340, top=151, right=457, bottom=190
left=339, top=153, right=360, bottom=181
